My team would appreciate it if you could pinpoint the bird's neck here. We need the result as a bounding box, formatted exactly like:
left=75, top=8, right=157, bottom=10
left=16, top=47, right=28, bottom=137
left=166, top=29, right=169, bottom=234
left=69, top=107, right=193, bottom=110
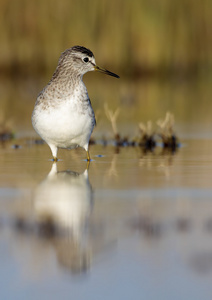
left=46, top=73, right=87, bottom=98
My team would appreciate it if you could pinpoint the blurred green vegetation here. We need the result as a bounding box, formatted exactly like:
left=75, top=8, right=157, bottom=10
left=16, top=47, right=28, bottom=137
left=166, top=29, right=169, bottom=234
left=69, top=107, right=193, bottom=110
left=1, top=0, right=212, bottom=136
left=0, top=0, right=212, bottom=78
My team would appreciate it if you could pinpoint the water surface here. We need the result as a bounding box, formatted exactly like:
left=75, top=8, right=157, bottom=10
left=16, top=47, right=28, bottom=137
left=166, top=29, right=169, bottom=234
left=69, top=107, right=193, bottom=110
left=1, top=139, right=212, bottom=300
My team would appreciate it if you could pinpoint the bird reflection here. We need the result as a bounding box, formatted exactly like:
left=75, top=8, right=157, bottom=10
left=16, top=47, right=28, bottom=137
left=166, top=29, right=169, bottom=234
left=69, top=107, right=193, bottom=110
left=33, top=163, right=93, bottom=274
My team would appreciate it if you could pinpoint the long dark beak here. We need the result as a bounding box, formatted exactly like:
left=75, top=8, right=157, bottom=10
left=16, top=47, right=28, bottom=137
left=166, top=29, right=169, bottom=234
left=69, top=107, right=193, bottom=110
left=94, top=65, right=120, bottom=78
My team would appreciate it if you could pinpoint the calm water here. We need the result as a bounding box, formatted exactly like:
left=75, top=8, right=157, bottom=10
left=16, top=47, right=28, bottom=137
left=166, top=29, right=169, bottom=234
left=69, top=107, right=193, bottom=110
left=1, top=74, right=212, bottom=299
left=1, top=138, right=212, bottom=300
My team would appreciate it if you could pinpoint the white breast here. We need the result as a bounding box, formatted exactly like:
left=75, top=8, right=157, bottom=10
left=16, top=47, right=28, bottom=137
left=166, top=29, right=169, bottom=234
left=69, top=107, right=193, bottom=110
left=32, top=85, right=95, bottom=150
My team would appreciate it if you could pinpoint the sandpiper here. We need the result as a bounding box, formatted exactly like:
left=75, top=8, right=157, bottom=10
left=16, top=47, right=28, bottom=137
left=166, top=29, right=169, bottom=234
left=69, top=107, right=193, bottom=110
left=32, top=46, right=119, bottom=161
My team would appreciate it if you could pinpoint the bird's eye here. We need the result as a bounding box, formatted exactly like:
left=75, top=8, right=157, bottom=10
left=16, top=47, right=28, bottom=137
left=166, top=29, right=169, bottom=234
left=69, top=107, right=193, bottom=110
left=83, top=57, right=89, bottom=63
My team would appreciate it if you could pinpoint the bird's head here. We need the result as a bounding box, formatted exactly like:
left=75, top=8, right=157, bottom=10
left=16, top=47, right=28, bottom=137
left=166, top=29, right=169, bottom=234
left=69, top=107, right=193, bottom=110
left=55, top=46, right=120, bottom=79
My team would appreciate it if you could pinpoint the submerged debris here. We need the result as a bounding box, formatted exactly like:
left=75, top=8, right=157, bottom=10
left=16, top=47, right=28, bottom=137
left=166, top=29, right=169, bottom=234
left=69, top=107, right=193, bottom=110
left=89, top=110, right=180, bottom=151
left=104, top=103, right=134, bottom=147
left=104, top=103, right=123, bottom=146
left=104, top=103, right=120, bottom=138
left=138, top=121, right=156, bottom=150
left=11, top=144, right=21, bottom=149
left=157, top=112, right=179, bottom=151
left=0, top=112, right=14, bottom=142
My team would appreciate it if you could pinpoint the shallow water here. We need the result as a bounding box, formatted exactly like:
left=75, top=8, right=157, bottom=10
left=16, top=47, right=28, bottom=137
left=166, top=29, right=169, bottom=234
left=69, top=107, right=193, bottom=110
left=1, top=139, right=212, bottom=299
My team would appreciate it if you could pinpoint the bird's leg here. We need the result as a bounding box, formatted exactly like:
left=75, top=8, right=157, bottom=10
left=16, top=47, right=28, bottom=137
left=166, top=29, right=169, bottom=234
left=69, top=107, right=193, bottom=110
left=49, top=144, right=58, bottom=162
left=86, top=150, right=91, bottom=161
left=86, top=159, right=90, bottom=170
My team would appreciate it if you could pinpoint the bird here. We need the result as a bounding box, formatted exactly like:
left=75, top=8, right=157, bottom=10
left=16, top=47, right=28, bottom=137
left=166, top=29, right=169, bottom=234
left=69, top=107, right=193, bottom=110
left=32, top=45, right=119, bottom=162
